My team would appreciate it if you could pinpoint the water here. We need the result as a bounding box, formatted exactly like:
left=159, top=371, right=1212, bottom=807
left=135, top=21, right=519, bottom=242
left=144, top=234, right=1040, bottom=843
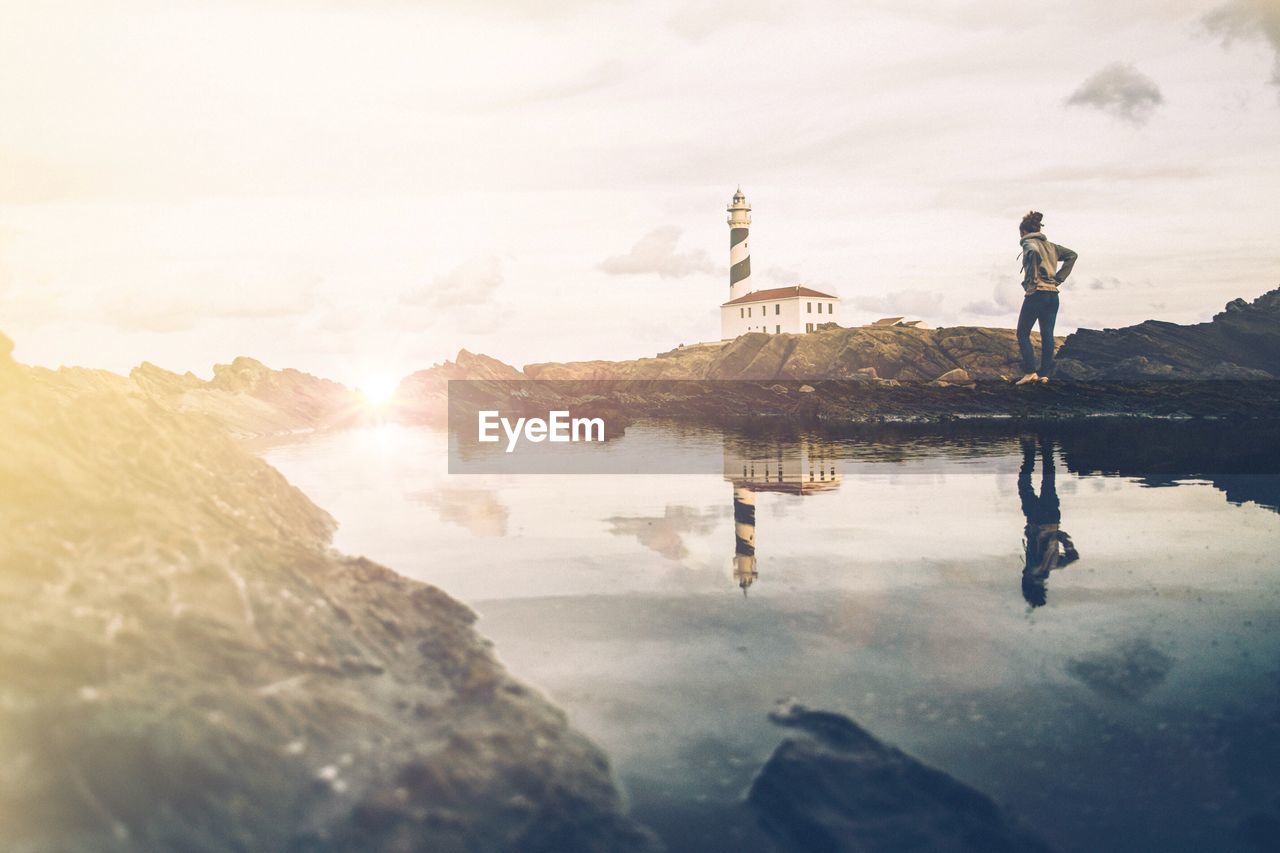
left=264, top=421, right=1280, bottom=852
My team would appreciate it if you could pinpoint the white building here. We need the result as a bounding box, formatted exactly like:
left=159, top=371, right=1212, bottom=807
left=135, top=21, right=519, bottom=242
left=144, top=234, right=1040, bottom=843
left=719, top=188, right=840, bottom=340
left=722, top=285, right=841, bottom=338
left=722, top=437, right=843, bottom=593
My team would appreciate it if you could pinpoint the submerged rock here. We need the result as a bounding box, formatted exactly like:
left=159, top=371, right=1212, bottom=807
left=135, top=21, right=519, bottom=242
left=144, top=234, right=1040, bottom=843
left=748, top=702, right=1051, bottom=852
left=0, top=339, right=654, bottom=852
left=1065, top=639, right=1174, bottom=702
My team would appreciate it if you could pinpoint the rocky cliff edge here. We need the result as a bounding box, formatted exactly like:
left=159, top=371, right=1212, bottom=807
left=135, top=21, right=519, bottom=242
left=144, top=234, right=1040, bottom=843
left=0, top=337, right=653, bottom=852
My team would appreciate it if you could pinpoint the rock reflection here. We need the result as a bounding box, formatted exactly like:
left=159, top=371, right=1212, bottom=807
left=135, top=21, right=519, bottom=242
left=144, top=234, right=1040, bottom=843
left=1054, top=421, right=1280, bottom=514
left=1019, top=435, right=1079, bottom=608
left=723, top=437, right=842, bottom=594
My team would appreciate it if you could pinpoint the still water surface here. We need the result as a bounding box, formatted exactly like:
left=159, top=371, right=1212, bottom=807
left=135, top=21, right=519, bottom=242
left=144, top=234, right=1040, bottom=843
left=265, top=422, right=1280, bottom=852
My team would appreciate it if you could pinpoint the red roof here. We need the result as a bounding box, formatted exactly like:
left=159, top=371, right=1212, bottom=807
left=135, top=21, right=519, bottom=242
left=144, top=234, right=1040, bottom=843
left=722, top=285, right=838, bottom=307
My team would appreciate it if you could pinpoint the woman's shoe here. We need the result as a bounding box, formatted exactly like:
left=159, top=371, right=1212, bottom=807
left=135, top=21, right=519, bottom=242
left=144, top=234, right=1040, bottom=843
left=1039, top=376, right=1050, bottom=384
left=1015, top=372, right=1040, bottom=386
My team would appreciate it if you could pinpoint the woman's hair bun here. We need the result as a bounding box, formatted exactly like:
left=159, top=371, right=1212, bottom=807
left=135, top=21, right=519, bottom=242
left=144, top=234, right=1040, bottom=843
left=1020, top=210, right=1044, bottom=232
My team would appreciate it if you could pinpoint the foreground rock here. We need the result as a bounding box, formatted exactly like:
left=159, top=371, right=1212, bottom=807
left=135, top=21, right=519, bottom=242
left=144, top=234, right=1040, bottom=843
left=0, top=338, right=653, bottom=852
left=1056, top=287, right=1280, bottom=380
left=748, top=702, right=1050, bottom=852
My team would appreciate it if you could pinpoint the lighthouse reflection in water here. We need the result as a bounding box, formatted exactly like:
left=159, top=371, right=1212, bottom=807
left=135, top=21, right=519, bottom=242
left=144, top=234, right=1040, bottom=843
left=723, top=437, right=841, bottom=593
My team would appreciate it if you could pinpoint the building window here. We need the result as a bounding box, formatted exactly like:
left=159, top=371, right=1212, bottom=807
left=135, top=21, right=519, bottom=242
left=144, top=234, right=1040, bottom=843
left=739, top=308, right=744, bottom=318
left=817, top=303, right=823, bottom=314
left=829, top=303, right=835, bottom=313
left=774, top=304, right=780, bottom=315
left=748, top=307, right=752, bottom=317
left=775, top=324, right=781, bottom=333
left=807, top=302, right=812, bottom=313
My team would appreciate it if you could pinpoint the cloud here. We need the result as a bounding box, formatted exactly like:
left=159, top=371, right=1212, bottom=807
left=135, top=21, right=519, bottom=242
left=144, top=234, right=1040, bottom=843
left=1065, top=62, right=1164, bottom=124
left=99, top=280, right=315, bottom=333
left=402, top=256, right=503, bottom=310
left=763, top=266, right=802, bottom=285
left=667, top=0, right=784, bottom=41
left=962, top=283, right=1023, bottom=317
left=852, top=288, right=946, bottom=317
left=462, top=60, right=631, bottom=112
left=1204, top=0, right=1280, bottom=92
left=598, top=226, right=715, bottom=279
left=418, top=487, right=509, bottom=537
left=606, top=505, right=720, bottom=560
left=1087, top=275, right=1123, bottom=291
left=1030, top=162, right=1205, bottom=183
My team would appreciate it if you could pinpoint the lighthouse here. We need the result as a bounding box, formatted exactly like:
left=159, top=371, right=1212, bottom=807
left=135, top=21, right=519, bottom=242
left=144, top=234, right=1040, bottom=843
left=727, top=188, right=752, bottom=302
left=732, top=486, right=758, bottom=594
left=719, top=188, right=841, bottom=340
left=722, top=437, right=845, bottom=595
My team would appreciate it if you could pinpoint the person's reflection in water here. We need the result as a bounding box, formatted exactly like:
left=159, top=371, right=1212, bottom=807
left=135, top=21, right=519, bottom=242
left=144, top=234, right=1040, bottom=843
left=1019, top=435, right=1079, bottom=607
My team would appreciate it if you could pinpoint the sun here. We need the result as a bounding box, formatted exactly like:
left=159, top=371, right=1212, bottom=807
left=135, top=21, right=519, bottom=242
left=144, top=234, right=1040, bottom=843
left=359, top=374, right=399, bottom=408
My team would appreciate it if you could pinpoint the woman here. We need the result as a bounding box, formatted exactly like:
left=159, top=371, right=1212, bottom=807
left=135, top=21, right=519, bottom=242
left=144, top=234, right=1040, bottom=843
left=1016, top=211, right=1078, bottom=385
left=1018, top=434, right=1079, bottom=607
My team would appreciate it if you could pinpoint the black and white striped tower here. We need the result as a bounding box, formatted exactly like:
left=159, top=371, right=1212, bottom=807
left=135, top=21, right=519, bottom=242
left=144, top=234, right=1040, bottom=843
left=727, top=187, right=752, bottom=302
left=732, top=486, right=758, bottom=594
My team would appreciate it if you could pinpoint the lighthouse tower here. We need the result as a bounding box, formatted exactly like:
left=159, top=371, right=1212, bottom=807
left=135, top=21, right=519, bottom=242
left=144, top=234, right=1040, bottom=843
left=732, top=486, right=758, bottom=594
left=727, top=188, right=752, bottom=302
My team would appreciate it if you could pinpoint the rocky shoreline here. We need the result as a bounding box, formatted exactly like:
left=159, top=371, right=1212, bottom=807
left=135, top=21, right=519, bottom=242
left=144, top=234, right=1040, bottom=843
left=395, top=288, right=1280, bottom=426
left=18, top=289, right=1278, bottom=435
left=0, top=332, right=654, bottom=852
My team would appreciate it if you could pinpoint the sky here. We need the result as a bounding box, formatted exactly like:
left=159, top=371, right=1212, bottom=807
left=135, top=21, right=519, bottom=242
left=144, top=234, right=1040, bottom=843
left=2, top=0, right=1279, bottom=389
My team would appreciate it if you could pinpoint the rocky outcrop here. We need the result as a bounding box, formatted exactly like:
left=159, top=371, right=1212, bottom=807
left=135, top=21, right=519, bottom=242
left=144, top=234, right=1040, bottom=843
left=1056, top=287, right=1280, bottom=380
left=135, top=357, right=367, bottom=437
left=525, top=325, right=1048, bottom=383
left=0, top=338, right=653, bottom=852
left=748, top=702, right=1050, bottom=852
left=389, top=289, right=1280, bottom=426
left=397, top=327, right=1050, bottom=423
left=412, top=287, right=1280, bottom=392
left=18, top=354, right=367, bottom=439
left=390, top=350, right=525, bottom=424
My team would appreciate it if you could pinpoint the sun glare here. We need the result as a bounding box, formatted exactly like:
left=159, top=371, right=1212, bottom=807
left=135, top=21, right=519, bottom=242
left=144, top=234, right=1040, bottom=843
left=359, top=375, right=399, bottom=408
